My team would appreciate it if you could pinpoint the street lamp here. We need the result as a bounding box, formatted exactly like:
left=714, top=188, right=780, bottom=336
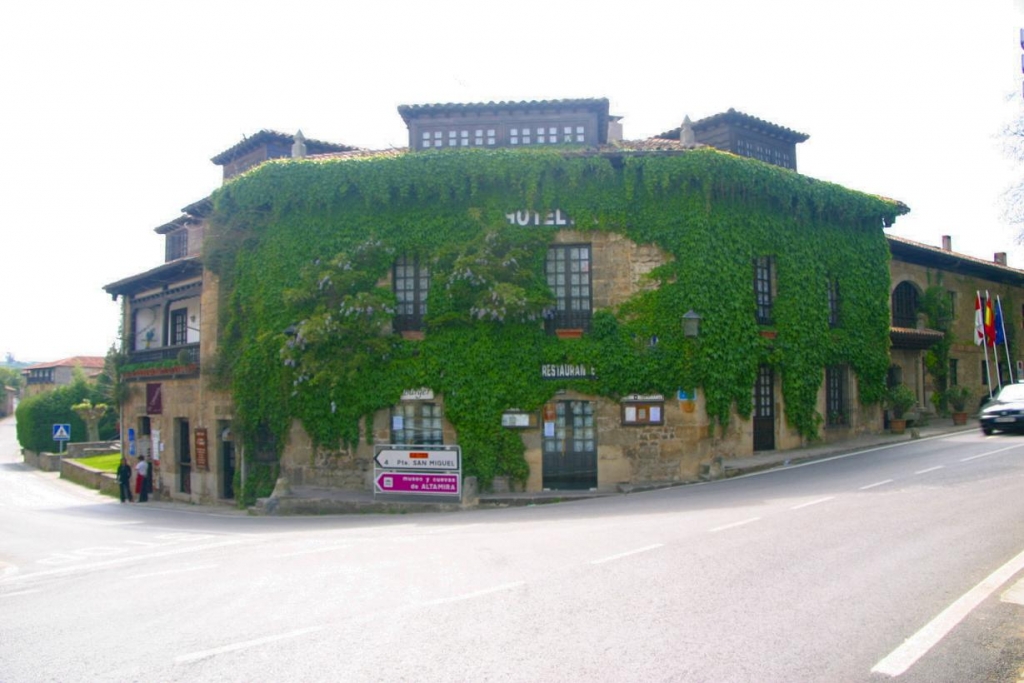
left=682, top=310, right=702, bottom=338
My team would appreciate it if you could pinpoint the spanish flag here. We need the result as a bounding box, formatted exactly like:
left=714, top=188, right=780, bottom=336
left=985, top=292, right=996, bottom=347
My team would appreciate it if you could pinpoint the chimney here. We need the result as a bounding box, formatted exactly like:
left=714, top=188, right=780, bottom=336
left=941, top=235, right=952, bottom=251
left=995, top=252, right=1008, bottom=266
left=679, top=116, right=696, bottom=146
left=607, top=116, right=623, bottom=143
left=291, top=130, right=307, bottom=159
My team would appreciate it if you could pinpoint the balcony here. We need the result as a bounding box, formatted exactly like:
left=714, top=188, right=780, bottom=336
left=123, top=343, right=200, bottom=381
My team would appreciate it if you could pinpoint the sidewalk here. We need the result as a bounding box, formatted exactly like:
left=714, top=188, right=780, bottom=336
left=241, top=418, right=977, bottom=516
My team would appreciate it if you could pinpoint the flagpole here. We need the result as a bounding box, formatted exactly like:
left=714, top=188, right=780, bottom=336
left=978, top=291, right=994, bottom=398
left=988, top=291, right=1002, bottom=392
left=998, top=294, right=1014, bottom=384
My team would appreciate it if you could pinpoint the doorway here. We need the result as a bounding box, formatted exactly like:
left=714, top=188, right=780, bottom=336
left=753, top=365, right=776, bottom=451
left=542, top=400, right=597, bottom=490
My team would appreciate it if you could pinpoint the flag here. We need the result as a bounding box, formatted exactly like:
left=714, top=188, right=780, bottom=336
left=995, top=297, right=1006, bottom=346
left=974, top=292, right=984, bottom=345
left=985, top=295, right=996, bottom=347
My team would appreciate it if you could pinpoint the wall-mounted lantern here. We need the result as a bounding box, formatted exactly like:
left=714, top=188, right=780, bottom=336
left=682, top=310, right=702, bottom=338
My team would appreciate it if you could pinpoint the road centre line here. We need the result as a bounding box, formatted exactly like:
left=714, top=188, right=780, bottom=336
left=590, top=544, right=664, bottom=565
left=419, top=581, right=526, bottom=607
left=859, top=479, right=894, bottom=490
left=1, top=589, right=41, bottom=598
left=960, top=444, right=1024, bottom=462
left=914, top=466, right=945, bottom=475
left=273, top=544, right=351, bottom=559
left=136, top=564, right=218, bottom=580
left=789, top=496, right=835, bottom=510
left=710, top=517, right=762, bottom=533
left=872, top=546, right=1024, bottom=677
left=0, top=540, right=240, bottom=584
left=176, top=626, right=326, bottom=664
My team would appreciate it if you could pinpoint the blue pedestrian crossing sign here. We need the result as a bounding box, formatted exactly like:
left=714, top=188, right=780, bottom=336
left=52, top=424, right=71, bottom=441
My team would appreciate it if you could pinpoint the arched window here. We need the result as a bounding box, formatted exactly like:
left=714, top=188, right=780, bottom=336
left=892, top=281, right=919, bottom=328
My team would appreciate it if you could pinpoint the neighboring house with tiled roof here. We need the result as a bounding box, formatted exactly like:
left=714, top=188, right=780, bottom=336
left=21, top=356, right=106, bottom=398
left=1, top=386, right=16, bottom=417
left=887, top=234, right=1024, bottom=417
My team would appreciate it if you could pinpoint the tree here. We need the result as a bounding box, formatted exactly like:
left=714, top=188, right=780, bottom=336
left=0, top=366, right=25, bottom=393
left=71, top=399, right=109, bottom=443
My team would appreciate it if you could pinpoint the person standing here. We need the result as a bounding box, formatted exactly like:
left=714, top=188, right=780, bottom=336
left=135, top=454, right=149, bottom=503
left=116, top=456, right=133, bottom=503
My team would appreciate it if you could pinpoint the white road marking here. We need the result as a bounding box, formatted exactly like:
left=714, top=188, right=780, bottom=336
left=419, top=581, right=526, bottom=607
left=0, top=540, right=240, bottom=584
left=960, top=444, right=1023, bottom=462
left=176, top=626, right=326, bottom=664
left=859, top=479, right=894, bottom=490
left=590, top=544, right=664, bottom=565
left=710, top=517, right=761, bottom=533
left=1000, top=577, right=1024, bottom=606
left=914, top=466, right=945, bottom=475
left=872, top=547, right=1024, bottom=677
left=1, top=589, right=40, bottom=598
left=273, top=544, right=350, bottom=558
left=790, top=496, right=835, bottom=510
left=136, top=564, right=218, bottom=580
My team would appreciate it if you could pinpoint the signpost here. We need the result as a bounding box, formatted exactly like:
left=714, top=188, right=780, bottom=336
left=373, top=444, right=462, bottom=502
left=375, top=472, right=460, bottom=495
left=52, top=423, right=71, bottom=454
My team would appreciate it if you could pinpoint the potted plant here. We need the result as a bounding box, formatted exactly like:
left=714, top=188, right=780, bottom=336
left=945, top=385, right=972, bottom=425
left=886, top=384, right=916, bottom=434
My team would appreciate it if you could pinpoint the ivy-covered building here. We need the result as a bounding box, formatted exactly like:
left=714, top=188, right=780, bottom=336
left=105, top=98, right=917, bottom=506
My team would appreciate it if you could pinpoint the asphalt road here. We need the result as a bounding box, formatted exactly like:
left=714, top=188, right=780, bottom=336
left=2, top=415, right=1024, bottom=682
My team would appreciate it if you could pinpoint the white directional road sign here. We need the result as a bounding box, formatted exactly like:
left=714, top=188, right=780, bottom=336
left=373, top=445, right=460, bottom=471
left=52, top=424, right=71, bottom=441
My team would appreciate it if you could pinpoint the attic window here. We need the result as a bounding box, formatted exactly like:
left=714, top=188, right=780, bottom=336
left=166, top=229, right=188, bottom=262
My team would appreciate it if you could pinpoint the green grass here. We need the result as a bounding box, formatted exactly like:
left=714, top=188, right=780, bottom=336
left=76, top=453, right=121, bottom=473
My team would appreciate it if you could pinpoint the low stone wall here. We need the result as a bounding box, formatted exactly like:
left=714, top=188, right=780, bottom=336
left=59, top=458, right=119, bottom=497
left=65, top=441, right=120, bottom=458
left=22, top=450, right=63, bottom=472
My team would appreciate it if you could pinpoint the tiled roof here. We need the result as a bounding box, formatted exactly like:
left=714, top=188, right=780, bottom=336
left=657, top=108, right=809, bottom=143
left=890, top=326, right=945, bottom=350
left=210, top=130, right=359, bottom=165
left=307, top=148, right=409, bottom=161
left=397, top=98, right=610, bottom=123
left=887, top=235, right=1024, bottom=282
left=22, top=356, right=106, bottom=371
left=605, top=138, right=702, bottom=152
left=103, top=257, right=203, bottom=299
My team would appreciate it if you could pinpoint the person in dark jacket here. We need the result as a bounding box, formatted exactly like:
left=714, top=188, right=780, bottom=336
left=116, top=456, right=133, bottom=503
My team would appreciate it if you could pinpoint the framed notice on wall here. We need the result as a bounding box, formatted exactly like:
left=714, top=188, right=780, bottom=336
left=194, top=428, right=208, bottom=471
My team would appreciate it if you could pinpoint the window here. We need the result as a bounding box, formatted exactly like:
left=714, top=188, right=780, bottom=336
left=166, top=230, right=188, bottom=261
left=947, top=290, right=957, bottom=319
left=393, top=255, right=429, bottom=332
left=892, top=281, right=919, bottom=328
left=545, top=244, right=592, bottom=331
left=170, top=308, right=188, bottom=346
left=754, top=256, right=774, bottom=325
left=391, top=403, right=443, bottom=445
left=827, top=278, right=840, bottom=328
left=826, top=365, right=848, bottom=427
left=27, top=368, right=54, bottom=384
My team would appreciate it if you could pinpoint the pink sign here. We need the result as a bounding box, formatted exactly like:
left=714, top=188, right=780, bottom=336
left=375, top=472, right=460, bottom=496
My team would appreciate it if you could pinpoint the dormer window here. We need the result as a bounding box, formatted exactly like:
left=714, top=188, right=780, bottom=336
left=166, top=229, right=188, bottom=262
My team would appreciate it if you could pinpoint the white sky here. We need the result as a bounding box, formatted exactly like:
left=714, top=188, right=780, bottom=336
left=3, top=1, right=1024, bottom=363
